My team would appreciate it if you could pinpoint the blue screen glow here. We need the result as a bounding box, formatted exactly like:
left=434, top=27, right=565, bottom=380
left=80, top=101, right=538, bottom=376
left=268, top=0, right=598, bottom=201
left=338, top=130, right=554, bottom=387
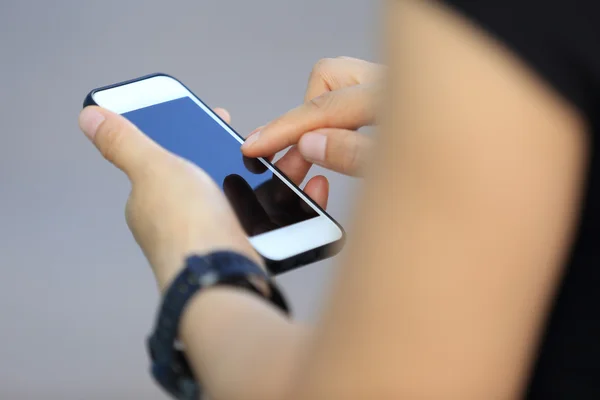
left=123, top=97, right=318, bottom=236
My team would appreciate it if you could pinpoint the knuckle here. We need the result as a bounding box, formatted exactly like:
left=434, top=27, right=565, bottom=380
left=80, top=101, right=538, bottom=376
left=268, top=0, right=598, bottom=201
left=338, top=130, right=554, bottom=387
left=312, top=57, right=336, bottom=74
left=309, top=58, right=338, bottom=85
left=307, top=93, right=336, bottom=126
left=307, top=91, right=335, bottom=114
left=96, top=122, right=125, bottom=163
left=308, top=93, right=328, bottom=110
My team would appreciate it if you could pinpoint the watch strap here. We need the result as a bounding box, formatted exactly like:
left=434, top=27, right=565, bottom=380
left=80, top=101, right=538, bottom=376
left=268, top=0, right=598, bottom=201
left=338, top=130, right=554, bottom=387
left=147, top=251, right=289, bottom=400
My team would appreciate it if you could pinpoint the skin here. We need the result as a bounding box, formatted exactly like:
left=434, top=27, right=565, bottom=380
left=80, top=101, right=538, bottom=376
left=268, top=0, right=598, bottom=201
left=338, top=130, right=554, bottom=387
left=243, top=55, right=383, bottom=178
left=79, top=1, right=589, bottom=399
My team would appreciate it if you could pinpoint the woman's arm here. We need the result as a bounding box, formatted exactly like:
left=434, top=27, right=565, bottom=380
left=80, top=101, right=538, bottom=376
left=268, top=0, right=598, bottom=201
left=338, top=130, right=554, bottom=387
left=79, top=1, right=589, bottom=399
left=289, top=1, right=588, bottom=398
left=179, top=1, right=589, bottom=399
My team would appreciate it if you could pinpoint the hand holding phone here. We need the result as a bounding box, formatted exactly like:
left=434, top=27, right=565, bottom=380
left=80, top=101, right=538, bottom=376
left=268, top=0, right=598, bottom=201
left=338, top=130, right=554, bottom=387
left=79, top=104, right=267, bottom=290
left=83, top=74, right=345, bottom=274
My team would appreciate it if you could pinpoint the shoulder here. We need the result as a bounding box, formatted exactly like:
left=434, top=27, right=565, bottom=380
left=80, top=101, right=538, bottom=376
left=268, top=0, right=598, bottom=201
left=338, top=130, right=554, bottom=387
left=437, top=0, right=600, bottom=120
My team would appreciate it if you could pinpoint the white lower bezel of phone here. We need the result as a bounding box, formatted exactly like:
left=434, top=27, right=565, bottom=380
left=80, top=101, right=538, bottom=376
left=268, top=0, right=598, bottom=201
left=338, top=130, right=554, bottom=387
left=92, top=75, right=343, bottom=261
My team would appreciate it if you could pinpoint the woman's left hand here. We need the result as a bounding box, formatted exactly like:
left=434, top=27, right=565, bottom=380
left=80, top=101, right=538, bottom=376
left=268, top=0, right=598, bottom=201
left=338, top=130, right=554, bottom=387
left=78, top=106, right=263, bottom=290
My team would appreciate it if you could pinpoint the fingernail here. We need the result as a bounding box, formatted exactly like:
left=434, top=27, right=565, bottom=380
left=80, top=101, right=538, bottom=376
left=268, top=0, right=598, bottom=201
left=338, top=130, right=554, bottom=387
left=299, top=132, right=327, bottom=162
left=242, top=131, right=260, bottom=149
left=79, top=108, right=105, bottom=141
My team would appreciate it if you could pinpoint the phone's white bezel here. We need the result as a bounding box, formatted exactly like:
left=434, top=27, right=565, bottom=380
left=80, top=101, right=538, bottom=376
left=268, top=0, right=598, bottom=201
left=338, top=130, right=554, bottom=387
left=92, top=75, right=343, bottom=261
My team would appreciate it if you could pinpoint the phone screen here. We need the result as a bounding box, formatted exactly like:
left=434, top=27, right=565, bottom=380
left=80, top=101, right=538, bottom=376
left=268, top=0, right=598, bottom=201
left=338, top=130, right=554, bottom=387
left=123, top=97, right=319, bottom=237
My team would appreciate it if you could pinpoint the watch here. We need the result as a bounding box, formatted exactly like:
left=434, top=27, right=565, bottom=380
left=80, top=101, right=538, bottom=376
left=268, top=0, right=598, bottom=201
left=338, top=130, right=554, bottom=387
left=146, top=251, right=290, bottom=400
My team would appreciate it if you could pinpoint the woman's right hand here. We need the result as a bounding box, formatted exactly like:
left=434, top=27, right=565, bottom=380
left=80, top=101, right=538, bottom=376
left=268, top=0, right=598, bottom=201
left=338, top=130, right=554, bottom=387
left=241, top=56, right=383, bottom=197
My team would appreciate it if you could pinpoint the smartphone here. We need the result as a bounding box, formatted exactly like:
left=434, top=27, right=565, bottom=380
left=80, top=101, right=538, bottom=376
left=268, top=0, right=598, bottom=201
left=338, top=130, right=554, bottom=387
left=83, top=73, right=345, bottom=274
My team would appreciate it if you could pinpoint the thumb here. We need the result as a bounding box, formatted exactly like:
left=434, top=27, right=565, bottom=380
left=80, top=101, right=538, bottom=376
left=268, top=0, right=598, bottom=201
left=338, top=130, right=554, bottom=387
left=297, top=128, right=371, bottom=176
left=79, top=106, right=167, bottom=180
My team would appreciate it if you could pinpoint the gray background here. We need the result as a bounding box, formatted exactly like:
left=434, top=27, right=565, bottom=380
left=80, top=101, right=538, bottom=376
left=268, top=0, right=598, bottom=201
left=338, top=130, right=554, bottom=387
left=0, top=0, right=376, bottom=398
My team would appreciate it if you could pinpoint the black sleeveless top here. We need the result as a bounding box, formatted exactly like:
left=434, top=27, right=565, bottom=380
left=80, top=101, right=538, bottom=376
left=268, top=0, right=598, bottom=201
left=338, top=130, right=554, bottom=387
left=438, top=1, right=600, bottom=398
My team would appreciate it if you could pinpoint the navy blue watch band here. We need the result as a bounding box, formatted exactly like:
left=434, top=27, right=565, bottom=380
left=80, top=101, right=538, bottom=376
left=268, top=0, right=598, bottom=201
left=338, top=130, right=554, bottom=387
left=146, top=251, right=289, bottom=400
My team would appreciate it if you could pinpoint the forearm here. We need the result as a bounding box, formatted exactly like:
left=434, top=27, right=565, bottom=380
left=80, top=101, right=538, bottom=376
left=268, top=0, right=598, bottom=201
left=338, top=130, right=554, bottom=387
left=148, top=229, right=312, bottom=400
left=179, top=286, right=311, bottom=400
left=172, top=2, right=587, bottom=400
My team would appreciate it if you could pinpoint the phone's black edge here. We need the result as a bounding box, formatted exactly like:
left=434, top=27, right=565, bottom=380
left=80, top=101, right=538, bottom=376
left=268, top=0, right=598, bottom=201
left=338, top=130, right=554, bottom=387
left=265, top=233, right=346, bottom=275
left=82, top=72, right=347, bottom=276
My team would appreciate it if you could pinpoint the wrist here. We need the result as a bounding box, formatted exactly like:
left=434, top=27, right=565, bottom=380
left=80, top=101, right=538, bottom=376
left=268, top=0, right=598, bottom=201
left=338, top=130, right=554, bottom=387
left=147, top=251, right=292, bottom=400
left=151, top=242, right=266, bottom=293
left=179, top=287, right=303, bottom=400
left=147, top=251, right=288, bottom=400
